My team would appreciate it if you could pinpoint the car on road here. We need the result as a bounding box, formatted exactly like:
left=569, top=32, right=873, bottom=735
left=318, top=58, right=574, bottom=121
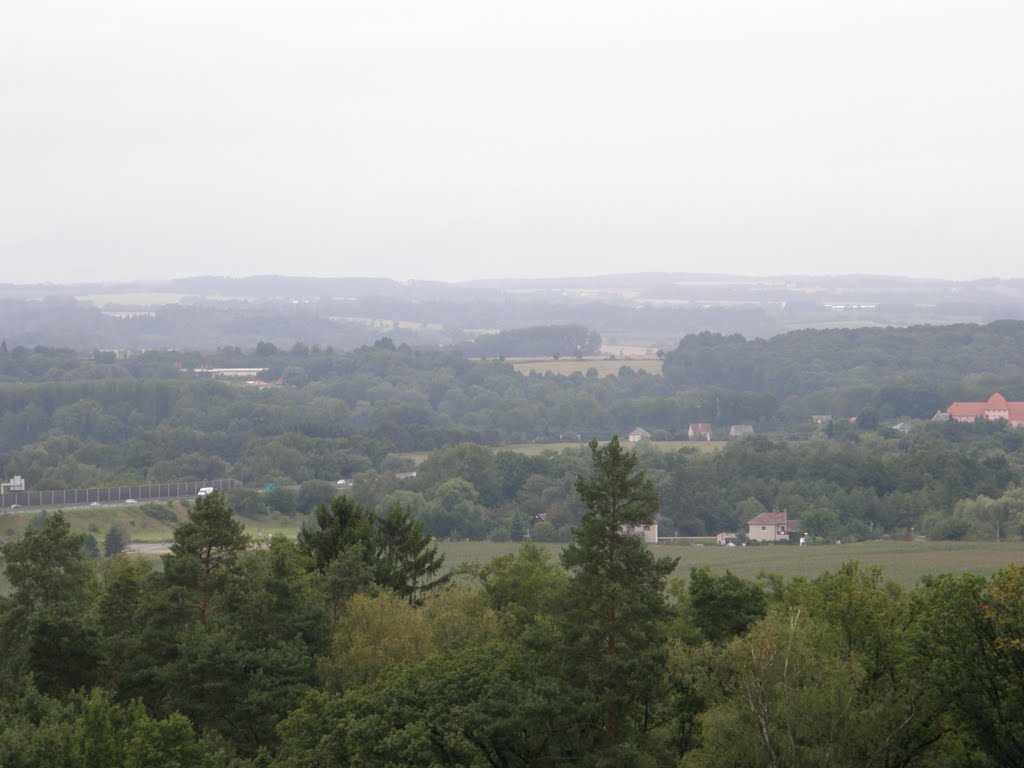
left=10, top=504, right=21, bottom=509
left=124, top=498, right=137, bottom=504
left=90, top=501, right=100, bottom=506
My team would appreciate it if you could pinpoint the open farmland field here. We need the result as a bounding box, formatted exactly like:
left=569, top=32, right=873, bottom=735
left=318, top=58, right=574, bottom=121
left=4, top=529, right=1024, bottom=597
left=76, top=292, right=248, bottom=306
left=511, top=357, right=663, bottom=377
left=438, top=539, right=1024, bottom=590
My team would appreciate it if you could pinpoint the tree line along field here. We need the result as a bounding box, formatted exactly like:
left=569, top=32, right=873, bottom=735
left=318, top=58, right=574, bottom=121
left=5, top=505, right=1024, bottom=596
left=509, top=356, right=664, bottom=377
left=395, top=438, right=725, bottom=465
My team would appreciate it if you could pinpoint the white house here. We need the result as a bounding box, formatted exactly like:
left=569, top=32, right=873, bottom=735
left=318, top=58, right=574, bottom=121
left=688, top=423, right=713, bottom=441
left=628, top=427, right=652, bottom=442
left=621, top=522, right=658, bottom=543
left=747, top=511, right=801, bottom=543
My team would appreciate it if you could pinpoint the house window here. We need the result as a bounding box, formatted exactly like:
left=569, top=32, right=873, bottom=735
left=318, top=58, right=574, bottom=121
left=761, top=526, right=766, bottom=531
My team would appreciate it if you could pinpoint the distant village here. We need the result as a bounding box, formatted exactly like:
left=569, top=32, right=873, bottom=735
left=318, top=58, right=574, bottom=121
left=625, top=393, right=1021, bottom=546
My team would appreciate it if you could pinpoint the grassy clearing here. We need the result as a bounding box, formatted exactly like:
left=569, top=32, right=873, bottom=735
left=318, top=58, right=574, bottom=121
left=437, top=539, right=1024, bottom=590
left=8, top=511, right=1019, bottom=595
left=659, top=539, right=1024, bottom=588
left=511, top=357, right=663, bottom=377
left=0, top=502, right=316, bottom=548
left=0, top=503, right=186, bottom=544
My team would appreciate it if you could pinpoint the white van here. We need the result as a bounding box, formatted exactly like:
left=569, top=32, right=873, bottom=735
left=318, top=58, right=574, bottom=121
left=197, top=487, right=215, bottom=497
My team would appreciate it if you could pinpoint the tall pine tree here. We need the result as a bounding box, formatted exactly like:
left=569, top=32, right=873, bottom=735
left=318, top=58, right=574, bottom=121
left=555, top=436, right=678, bottom=765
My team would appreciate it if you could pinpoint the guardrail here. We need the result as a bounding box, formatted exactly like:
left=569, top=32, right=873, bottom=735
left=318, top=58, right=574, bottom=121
left=0, top=479, right=243, bottom=510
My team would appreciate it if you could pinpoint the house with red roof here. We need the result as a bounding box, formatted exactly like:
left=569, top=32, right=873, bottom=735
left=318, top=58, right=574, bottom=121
left=688, top=423, right=713, bottom=441
left=946, top=393, right=1024, bottom=427
left=747, top=511, right=801, bottom=543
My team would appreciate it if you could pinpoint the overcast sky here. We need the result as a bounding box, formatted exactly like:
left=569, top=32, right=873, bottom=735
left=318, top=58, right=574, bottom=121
left=2, top=0, right=1022, bottom=284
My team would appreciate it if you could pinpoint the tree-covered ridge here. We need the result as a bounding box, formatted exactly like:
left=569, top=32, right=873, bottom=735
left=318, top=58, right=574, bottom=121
left=663, top=320, right=1024, bottom=403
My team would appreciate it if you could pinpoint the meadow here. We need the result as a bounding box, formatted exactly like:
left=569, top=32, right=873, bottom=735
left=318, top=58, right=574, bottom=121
left=439, top=538, right=1024, bottom=590
left=510, top=357, right=663, bottom=377
left=0, top=503, right=317, bottom=547
left=6, top=503, right=1023, bottom=595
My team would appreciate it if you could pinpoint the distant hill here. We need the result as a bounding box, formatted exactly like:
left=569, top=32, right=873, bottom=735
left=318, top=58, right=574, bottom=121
left=4, top=272, right=1024, bottom=352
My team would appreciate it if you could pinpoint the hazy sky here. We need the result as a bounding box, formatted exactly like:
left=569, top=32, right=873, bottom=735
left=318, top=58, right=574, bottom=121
left=2, top=0, right=1022, bottom=284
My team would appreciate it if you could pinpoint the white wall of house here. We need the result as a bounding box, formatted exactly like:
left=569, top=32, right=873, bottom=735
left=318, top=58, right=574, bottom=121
left=622, top=523, right=658, bottom=543
left=748, top=523, right=789, bottom=542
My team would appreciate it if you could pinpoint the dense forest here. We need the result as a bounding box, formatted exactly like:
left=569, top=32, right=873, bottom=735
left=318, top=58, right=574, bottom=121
left=5, top=321, right=1024, bottom=540
left=3, top=440, right=1024, bottom=767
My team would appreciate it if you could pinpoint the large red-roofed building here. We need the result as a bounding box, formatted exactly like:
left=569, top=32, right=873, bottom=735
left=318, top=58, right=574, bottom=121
left=946, top=393, right=1024, bottom=427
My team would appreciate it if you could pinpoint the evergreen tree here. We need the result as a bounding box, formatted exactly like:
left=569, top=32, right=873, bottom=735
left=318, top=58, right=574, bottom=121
left=80, top=533, right=101, bottom=560
left=299, top=496, right=446, bottom=602
left=163, top=491, right=249, bottom=623
left=555, top=436, right=678, bottom=763
left=104, top=525, right=128, bottom=557
left=297, top=495, right=378, bottom=574
left=0, top=512, right=100, bottom=694
left=509, top=512, right=525, bottom=541
left=375, top=503, right=447, bottom=603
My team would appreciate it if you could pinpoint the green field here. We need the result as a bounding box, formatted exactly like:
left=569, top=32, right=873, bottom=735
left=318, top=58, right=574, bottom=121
left=6, top=507, right=1023, bottom=596
left=0, top=503, right=316, bottom=547
left=438, top=539, right=1024, bottom=590
left=511, top=357, right=663, bottom=377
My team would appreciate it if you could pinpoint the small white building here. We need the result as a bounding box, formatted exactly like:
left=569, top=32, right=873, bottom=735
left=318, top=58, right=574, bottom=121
left=729, top=424, right=754, bottom=437
left=621, top=522, right=658, bottom=543
left=747, top=511, right=801, bottom=543
left=628, top=427, right=652, bottom=443
left=688, top=423, right=713, bottom=441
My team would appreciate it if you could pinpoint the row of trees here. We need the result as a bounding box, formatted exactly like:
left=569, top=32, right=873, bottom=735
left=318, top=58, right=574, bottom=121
left=9, top=321, right=1024, bottom=454
left=304, top=432, right=1022, bottom=541
left=4, top=438, right=1024, bottom=765
left=458, top=323, right=602, bottom=358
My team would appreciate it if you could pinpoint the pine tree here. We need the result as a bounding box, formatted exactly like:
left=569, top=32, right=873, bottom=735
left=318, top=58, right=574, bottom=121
left=104, top=525, right=128, bottom=557
left=557, top=436, right=678, bottom=763
left=375, top=504, right=447, bottom=603
left=0, top=512, right=100, bottom=693
left=164, top=492, right=249, bottom=622
left=509, top=512, right=525, bottom=541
